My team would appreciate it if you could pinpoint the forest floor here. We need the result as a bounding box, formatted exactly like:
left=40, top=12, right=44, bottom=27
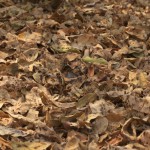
left=0, top=0, right=150, bottom=149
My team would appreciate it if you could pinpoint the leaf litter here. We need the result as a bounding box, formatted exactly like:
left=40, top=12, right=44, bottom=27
left=0, top=0, right=150, bottom=149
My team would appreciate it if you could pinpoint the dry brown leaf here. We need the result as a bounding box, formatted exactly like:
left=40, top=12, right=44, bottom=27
left=33, top=72, right=42, bottom=83
left=125, top=26, right=147, bottom=40
left=26, top=109, right=39, bottom=120
left=112, top=46, right=128, bottom=60
left=23, top=48, right=39, bottom=62
left=128, top=94, right=150, bottom=115
left=0, top=51, right=8, bottom=59
left=75, top=34, right=98, bottom=49
left=87, top=65, right=95, bottom=77
left=138, top=72, right=149, bottom=87
left=66, top=53, right=79, bottom=61
left=11, top=141, right=51, bottom=150
left=76, top=93, right=97, bottom=108
left=18, top=32, right=42, bottom=43
left=0, top=0, right=149, bottom=148
left=64, top=136, right=87, bottom=150
left=92, top=116, right=108, bottom=134
left=67, top=130, right=88, bottom=143
left=107, top=134, right=123, bottom=146
left=0, top=137, right=12, bottom=150
left=88, top=140, right=99, bottom=150
left=122, top=117, right=149, bottom=141
left=138, top=129, right=150, bottom=146
left=89, top=99, right=115, bottom=115
left=0, top=125, right=28, bottom=137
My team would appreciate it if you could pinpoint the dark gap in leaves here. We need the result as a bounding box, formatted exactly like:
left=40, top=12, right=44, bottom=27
left=37, top=43, right=44, bottom=48
left=123, top=20, right=128, bottom=27
left=47, top=47, right=56, bottom=54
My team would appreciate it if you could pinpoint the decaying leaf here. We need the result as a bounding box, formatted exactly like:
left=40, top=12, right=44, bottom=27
left=23, top=48, right=39, bottom=62
left=0, top=0, right=149, bottom=148
left=138, top=129, right=150, bottom=146
left=18, top=32, right=42, bottom=43
left=122, top=117, right=149, bottom=141
left=76, top=93, right=97, bottom=108
left=11, top=141, right=51, bottom=150
left=92, top=116, right=108, bottom=134
left=51, top=42, right=80, bottom=53
left=0, top=125, right=28, bottom=137
left=88, top=140, right=99, bottom=150
left=0, top=137, right=12, bottom=150
left=89, top=99, right=115, bottom=115
left=64, top=136, right=87, bottom=150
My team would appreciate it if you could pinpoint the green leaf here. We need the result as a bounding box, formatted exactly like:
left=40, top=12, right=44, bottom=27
left=82, top=56, right=108, bottom=65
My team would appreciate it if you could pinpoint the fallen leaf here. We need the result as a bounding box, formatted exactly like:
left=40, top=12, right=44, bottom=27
left=12, top=141, right=51, bottom=150
left=92, top=116, right=108, bottom=134
left=76, top=93, right=97, bottom=108
left=82, top=56, right=108, bottom=65
left=89, top=99, right=115, bottom=115
left=0, top=137, right=12, bottom=150
left=18, top=32, right=42, bottom=43
left=138, top=129, right=150, bottom=146
left=0, top=125, right=28, bottom=137
left=122, top=117, right=149, bottom=141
